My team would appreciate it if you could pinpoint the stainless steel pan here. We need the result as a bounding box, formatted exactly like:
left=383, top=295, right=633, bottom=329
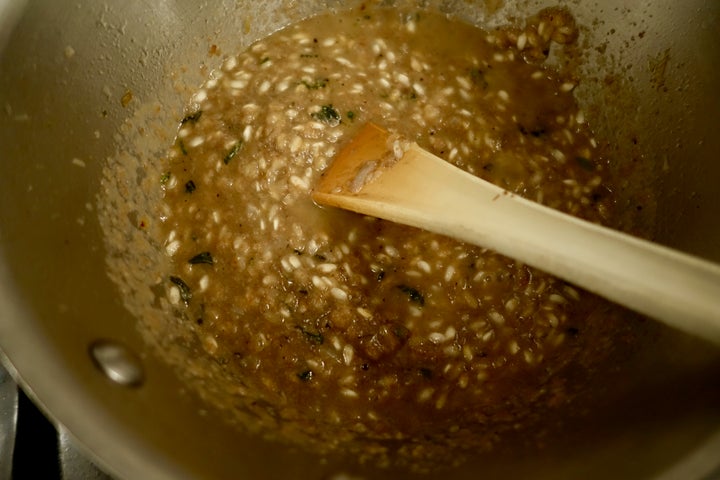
left=1, top=0, right=719, bottom=478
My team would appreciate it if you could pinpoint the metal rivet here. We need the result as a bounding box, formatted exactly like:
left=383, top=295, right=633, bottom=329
left=89, top=340, right=144, bottom=387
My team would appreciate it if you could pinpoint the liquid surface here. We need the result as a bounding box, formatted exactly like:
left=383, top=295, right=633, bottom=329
left=101, top=5, right=649, bottom=470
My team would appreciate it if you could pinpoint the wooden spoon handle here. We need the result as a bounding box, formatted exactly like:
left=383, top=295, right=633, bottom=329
left=314, top=125, right=720, bottom=343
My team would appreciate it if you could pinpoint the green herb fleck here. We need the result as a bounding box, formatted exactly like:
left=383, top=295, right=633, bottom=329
left=297, top=369, right=314, bottom=381
left=470, top=68, right=489, bottom=89
left=347, top=111, right=356, bottom=120
left=160, top=172, right=171, bottom=185
left=419, top=367, right=433, bottom=379
left=185, top=180, right=196, bottom=193
left=180, top=110, right=202, bottom=125
left=223, top=141, right=242, bottom=165
left=397, top=284, right=425, bottom=306
left=189, top=252, right=214, bottom=265
left=302, top=77, right=329, bottom=90
left=575, top=156, right=594, bottom=171
left=296, top=325, right=324, bottom=345
left=311, top=104, right=341, bottom=126
left=170, top=276, right=192, bottom=306
left=519, top=125, right=546, bottom=137
left=393, top=324, right=410, bottom=340
left=300, top=53, right=319, bottom=58
left=259, top=56, right=270, bottom=64
left=177, top=139, right=188, bottom=156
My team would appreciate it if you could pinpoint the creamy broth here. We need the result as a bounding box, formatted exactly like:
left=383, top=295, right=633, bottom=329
left=102, top=5, right=652, bottom=470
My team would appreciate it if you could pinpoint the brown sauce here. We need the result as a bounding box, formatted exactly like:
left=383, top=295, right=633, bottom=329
left=101, top=5, right=650, bottom=471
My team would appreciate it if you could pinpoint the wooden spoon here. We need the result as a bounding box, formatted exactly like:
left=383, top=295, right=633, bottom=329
left=313, top=123, right=720, bottom=344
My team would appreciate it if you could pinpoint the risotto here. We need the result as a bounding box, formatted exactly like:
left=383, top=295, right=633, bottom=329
left=101, top=4, right=652, bottom=471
